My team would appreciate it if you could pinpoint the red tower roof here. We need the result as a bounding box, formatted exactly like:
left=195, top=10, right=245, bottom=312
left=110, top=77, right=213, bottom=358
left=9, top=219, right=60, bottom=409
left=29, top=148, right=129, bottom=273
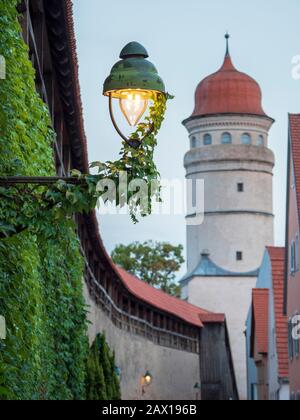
left=191, top=49, right=269, bottom=119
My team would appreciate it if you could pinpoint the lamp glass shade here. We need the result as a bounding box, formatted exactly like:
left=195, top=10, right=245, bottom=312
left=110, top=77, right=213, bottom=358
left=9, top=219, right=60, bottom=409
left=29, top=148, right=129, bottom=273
left=119, top=91, right=149, bottom=126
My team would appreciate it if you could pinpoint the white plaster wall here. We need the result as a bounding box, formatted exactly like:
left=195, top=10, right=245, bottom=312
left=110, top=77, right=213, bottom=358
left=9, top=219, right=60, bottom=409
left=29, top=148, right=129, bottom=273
left=186, top=276, right=257, bottom=400
left=84, top=283, right=201, bottom=401
left=184, top=143, right=274, bottom=272
left=187, top=213, right=273, bottom=273
left=188, top=171, right=273, bottom=214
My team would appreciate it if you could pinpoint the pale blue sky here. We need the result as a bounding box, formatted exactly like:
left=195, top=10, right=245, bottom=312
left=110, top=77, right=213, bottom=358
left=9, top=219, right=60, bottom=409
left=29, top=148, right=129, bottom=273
left=73, top=0, right=300, bottom=275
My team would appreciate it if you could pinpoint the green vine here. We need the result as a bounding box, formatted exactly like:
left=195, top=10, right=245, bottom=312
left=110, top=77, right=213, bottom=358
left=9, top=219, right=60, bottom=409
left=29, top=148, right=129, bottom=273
left=0, top=0, right=88, bottom=400
left=0, top=92, right=172, bottom=238
left=91, top=92, right=172, bottom=222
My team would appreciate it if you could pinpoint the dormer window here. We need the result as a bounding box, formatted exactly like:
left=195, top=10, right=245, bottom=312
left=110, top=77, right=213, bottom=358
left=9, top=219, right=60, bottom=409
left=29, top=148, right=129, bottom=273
left=204, top=133, right=212, bottom=145
left=221, top=132, right=232, bottom=144
left=241, top=133, right=251, bottom=145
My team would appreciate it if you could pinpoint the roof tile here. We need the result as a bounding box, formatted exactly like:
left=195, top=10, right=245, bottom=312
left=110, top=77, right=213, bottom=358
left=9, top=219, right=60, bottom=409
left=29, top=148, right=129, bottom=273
left=116, top=266, right=225, bottom=328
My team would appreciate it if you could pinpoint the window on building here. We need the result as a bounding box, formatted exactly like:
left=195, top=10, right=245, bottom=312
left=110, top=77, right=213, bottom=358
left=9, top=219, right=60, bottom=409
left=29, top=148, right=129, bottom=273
left=241, top=133, right=251, bottom=145
left=203, top=133, right=212, bottom=145
left=221, top=132, right=232, bottom=144
left=191, top=136, right=197, bottom=148
left=236, top=251, right=243, bottom=261
left=237, top=183, right=244, bottom=192
left=257, top=135, right=264, bottom=146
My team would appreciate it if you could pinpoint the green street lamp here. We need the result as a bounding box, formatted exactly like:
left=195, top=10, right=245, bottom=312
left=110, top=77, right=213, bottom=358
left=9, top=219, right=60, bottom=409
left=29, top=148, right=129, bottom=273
left=0, top=43, right=166, bottom=187
left=103, top=41, right=166, bottom=148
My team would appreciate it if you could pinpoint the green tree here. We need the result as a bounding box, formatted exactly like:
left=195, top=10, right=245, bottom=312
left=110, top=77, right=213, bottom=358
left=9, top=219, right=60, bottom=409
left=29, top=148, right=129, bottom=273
left=86, top=342, right=107, bottom=400
left=86, top=334, right=121, bottom=401
left=99, top=334, right=114, bottom=399
left=112, top=241, right=184, bottom=297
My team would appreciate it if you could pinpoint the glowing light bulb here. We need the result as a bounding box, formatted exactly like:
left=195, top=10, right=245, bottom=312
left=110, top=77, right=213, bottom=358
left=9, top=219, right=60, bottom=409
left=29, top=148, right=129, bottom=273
left=119, top=92, right=148, bottom=127
left=145, top=374, right=152, bottom=385
left=143, top=371, right=152, bottom=385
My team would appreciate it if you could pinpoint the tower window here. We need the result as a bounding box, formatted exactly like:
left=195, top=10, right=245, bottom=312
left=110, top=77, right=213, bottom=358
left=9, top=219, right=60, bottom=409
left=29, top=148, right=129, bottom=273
left=237, top=183, right=244, bottom=192
left=203, top=133, right=212, bottom=145
left=221, top=132, right=232, bottom=144
left=241, top=133, right=251, bottom=145
left=236, top=252, right=243, bottom=261
left=191, top=136, right=197, bottom=148
left=257, top=135, right=264, bottom=146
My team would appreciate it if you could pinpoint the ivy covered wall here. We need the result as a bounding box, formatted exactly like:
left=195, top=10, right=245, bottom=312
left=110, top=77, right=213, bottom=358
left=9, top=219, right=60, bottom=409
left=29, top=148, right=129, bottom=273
left=0, top=0, right=88, bottom=400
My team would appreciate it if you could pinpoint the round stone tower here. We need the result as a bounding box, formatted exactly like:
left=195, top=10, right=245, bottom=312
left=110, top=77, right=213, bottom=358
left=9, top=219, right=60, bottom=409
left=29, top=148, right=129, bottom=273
left=183, top=36, right=275, bottom=274
left=181, top=36, right=275, bottom=399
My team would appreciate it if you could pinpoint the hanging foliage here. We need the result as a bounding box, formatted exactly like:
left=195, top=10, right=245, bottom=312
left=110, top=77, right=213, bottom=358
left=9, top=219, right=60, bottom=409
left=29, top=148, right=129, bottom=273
left=0, top=91, right=172, bottom=238
left=0, top=0, right=88, bottom=400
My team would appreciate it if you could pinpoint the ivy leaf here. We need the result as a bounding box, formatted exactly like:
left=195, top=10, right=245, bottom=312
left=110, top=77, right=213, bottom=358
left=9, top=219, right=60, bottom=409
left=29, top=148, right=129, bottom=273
left=71, top=169, right=82, bottom=178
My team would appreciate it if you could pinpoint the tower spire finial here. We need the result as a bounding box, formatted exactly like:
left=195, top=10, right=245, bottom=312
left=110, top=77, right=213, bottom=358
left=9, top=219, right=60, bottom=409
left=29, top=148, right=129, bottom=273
left=225, top=32, right=230, bottom=57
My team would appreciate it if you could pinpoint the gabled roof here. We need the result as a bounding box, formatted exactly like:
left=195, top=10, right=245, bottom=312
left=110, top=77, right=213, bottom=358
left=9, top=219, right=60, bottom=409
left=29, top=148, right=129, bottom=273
left=180, top=252, right=259, bottom=285
left=267, top=247, right=289, bottom=379
left=116, top=266, right=225, bottom=328
left=251, top=289, right=269, bottom=355
left=289, top=114, right=300, bottom=222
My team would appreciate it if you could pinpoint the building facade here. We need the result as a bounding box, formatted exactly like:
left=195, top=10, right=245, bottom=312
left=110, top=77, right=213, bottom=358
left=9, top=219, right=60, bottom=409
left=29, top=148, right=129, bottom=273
left=247, top=248, right=289, bottom=400
left=16, top=0, right=238, bottom=400
left=181, top=38, right=275, bottom=399
left=285, top=113, right=300, bottom=399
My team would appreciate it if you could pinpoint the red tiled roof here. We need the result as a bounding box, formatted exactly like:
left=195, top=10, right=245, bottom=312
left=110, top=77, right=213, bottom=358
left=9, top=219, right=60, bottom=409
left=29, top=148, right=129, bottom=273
left=289, top=114, right=300, bottom=223
left=252, top=289, right=269, bottom=354
left=267, top=247, right=289, bottom=379
left=116, top=266, right=225, bottom=328
left=192, top=54, right=270, bottom=119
